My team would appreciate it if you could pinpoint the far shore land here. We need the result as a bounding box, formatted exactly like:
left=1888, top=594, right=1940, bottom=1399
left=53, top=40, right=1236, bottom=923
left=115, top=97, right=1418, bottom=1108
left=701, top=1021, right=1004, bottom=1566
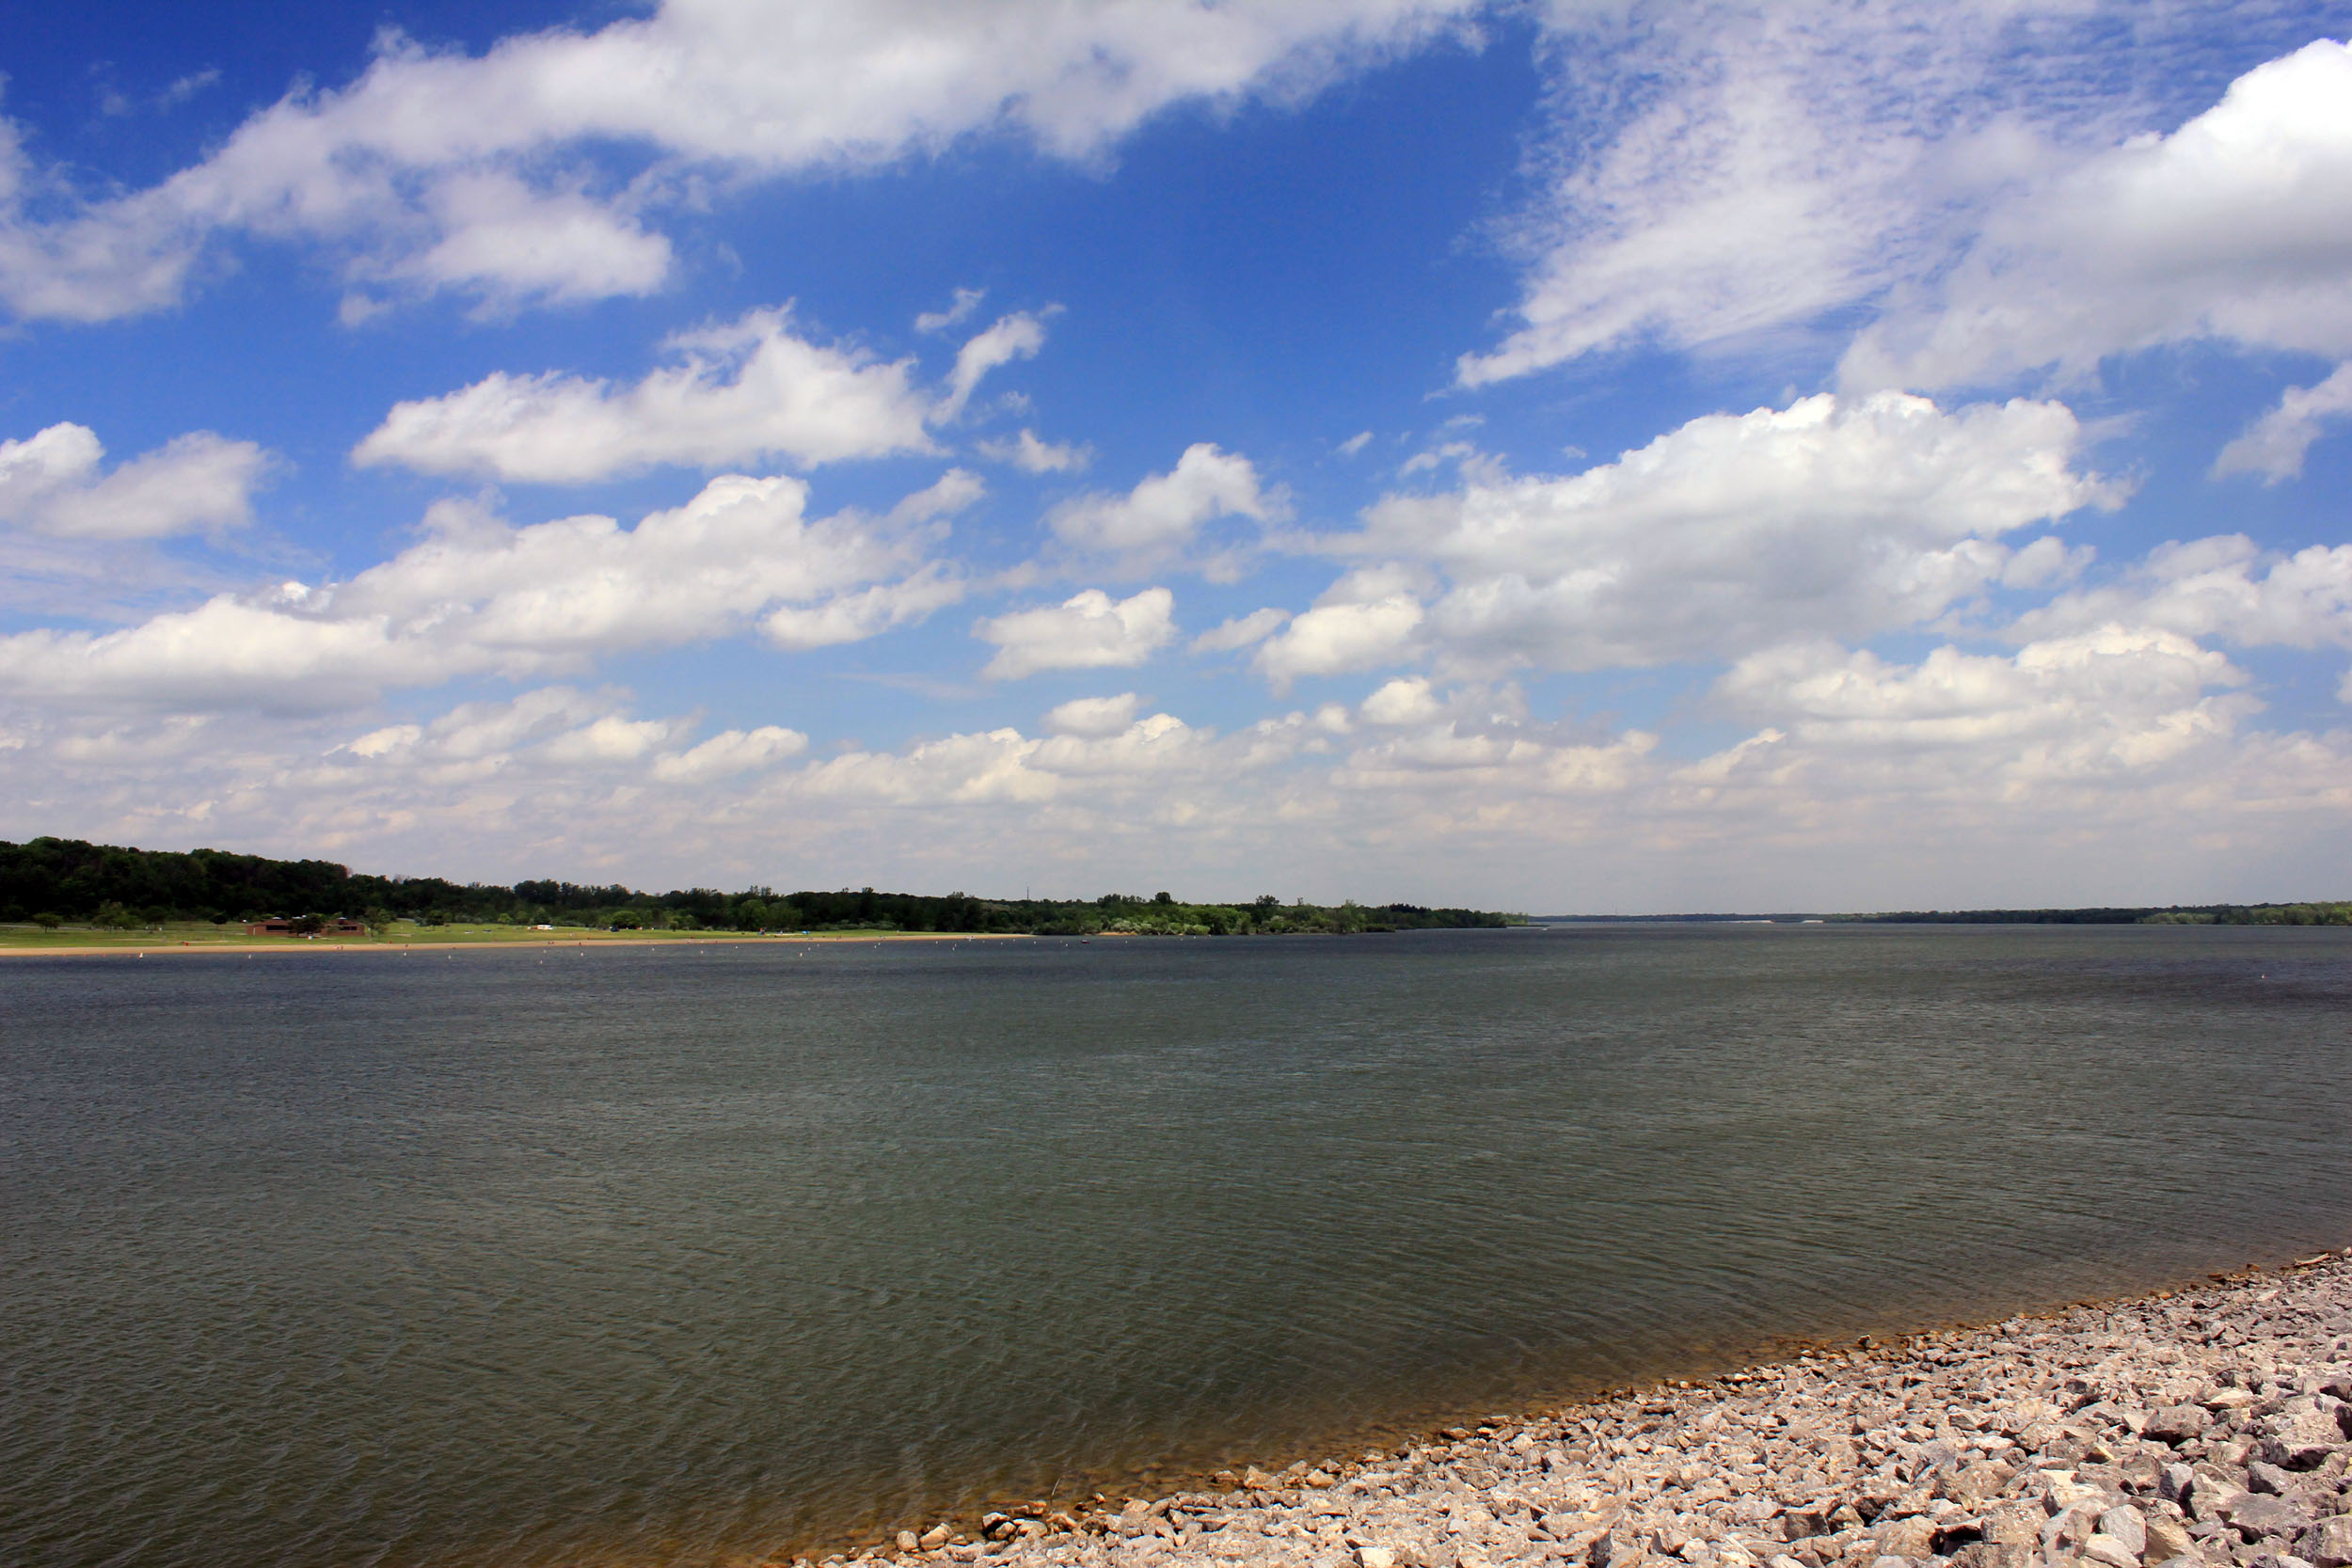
left=0, top=922, right=1039, bottom=957
left=815, top=1250, right=2352, bottom=1568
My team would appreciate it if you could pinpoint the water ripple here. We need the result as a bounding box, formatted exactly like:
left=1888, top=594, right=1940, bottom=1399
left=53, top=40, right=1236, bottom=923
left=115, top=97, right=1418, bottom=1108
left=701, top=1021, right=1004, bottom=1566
left=3, top=925, right=2349, bottom=1566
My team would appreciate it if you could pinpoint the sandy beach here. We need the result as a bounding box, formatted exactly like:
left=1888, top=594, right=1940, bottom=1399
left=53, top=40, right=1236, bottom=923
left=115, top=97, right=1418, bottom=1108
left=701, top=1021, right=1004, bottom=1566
left=843, top=1250, right=2352, bottom=1568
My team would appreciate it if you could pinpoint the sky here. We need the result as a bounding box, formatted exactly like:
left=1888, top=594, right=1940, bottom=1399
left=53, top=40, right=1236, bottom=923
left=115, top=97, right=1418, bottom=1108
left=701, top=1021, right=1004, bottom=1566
left=2, top=0, right=2350, bottom=912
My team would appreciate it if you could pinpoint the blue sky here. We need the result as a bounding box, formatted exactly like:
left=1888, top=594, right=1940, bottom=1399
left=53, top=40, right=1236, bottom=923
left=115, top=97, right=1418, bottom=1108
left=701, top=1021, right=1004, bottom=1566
left=2, top=0, right=2349, bottom=911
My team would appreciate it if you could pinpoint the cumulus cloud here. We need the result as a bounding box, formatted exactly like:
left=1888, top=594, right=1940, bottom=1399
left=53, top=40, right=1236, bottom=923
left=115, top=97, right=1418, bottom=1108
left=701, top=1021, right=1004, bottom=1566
left=1845, top=40, right=2352, bottom=391
left=1279, top=391, right=2116, bottom=681
left=1254, top=568, right=1427, bottom=689
left=787, top=709, right=1242, bottom=816
left=0, top=0, right=1478, bottom=322
left=338, top=690, right=804, bottom=795
left=339, top=689, right=675, bottom=776
left=976, top=586, right=1177, bottom=679
left=353, top=307, right=939, bottom=482
left=1191, top=606, right=1289, bottom=654
left=1707, top=626, right=2258, bottom=794
left=9, top=644, right=2352, bottom=911
left=0, top=422, right=269, bottom=538
left=2009, top=535, right=2352, bottom=653
left=1042, top=691, right=1142, bottom=736
left=2212, top=362, right=2352, bottom=483
left=538, top=713, right=677, bottom=766
left=0, top=470, right=965, bottom=712
left=977, top=428, right=1091, bottom=473
left=652, top=724, right=808, bottom=783
left=1358, top=675, right=1443, bottom=726
left=377, top=169, right=672, bottom=313
left=1047, top=443, right=1285, bottom=576
left=1334, top=720, right=1657, bottom=799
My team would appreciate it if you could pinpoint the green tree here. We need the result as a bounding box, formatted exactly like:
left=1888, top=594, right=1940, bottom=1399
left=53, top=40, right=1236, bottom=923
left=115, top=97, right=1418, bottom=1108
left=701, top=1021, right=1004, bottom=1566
left=362, top=906, right=397, bottom=937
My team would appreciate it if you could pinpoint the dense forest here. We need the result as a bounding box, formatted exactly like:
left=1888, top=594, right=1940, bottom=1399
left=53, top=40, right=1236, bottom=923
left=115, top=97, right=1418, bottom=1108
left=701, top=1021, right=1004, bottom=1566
left=0, top=837, right=1522, bottom=936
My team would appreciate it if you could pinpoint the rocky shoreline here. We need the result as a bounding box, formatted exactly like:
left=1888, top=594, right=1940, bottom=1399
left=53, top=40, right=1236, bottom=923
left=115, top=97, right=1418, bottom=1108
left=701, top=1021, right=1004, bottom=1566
left=808, top=1249, right=2352, bottom=1568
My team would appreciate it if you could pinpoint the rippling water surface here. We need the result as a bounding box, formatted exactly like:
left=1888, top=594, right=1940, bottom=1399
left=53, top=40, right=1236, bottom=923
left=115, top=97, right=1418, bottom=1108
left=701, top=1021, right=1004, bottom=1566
left=5, top=924, right=2351, bottom=1567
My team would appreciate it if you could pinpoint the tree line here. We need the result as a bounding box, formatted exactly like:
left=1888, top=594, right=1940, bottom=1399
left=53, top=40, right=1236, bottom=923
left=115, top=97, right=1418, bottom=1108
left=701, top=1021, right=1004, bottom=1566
left=0, top=837, right=1522, bottom=936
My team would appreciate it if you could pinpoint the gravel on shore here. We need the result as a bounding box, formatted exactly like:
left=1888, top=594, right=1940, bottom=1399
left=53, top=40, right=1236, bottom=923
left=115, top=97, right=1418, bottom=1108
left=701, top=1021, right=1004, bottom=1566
left=809, top=1248, right=2352, bottom=1568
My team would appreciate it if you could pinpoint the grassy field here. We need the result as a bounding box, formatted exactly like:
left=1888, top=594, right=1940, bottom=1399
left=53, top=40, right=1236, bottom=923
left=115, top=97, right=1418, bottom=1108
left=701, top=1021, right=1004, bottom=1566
left=0, top=921, right=934, bottom=952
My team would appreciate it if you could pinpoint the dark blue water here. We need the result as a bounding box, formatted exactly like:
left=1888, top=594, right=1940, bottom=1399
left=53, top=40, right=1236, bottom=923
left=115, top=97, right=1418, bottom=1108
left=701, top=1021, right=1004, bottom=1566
left=4, top=925, right=2349, bottom=1568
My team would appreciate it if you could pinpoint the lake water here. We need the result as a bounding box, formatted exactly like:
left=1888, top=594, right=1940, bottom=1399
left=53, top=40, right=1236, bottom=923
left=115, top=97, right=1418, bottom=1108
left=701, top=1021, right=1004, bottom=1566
left=4, top=924, right=2349, bottom=1568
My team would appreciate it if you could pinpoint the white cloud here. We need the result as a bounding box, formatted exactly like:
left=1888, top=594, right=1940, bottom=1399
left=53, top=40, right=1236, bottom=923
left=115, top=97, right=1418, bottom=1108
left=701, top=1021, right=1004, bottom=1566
left=2010, top=535, right=2352, bottom=653
left=0, top=470, right=962, bottom=712
left=1296, top=391, right=2115, bottom=678
left=1042, top=691, right=1142, bottom=736
left=0, top=597, right=413, bottom=716
left=976, top=586, right=1177, bottom=679
left=0, top=422, right=269, bottom=539
left=1461, top=11, right=2352, bottom=392
left=1047, top=442, right=1286, bottom=576
left=353, top=306, right=938, bottom=482
left=1333, top=720, right=1657, bottom=799
left=1253, top=567, right=1427, bottom=688
left=978, top=428, right=1091, bottom=473
left=1336, top=431, right=1373, bottom=457
left=0, top=0, right=1479, bottom=321
left=1708, top=626, right=2257, bottom=785
left=760, top=566, right=967, bottom=651
left=9, top=645, right=2352, bottom=912
left=915, top=286, right=985, bottom=334
left=789, top=708, right=1236, bottom=813
left=1358, top=675, right=1443, bottom=726
left=2212, top=362, right=2352, bottom=483
left=338, top=689, right=640, bottom=773
left=1461, top=0, right=2083, bottom=384
left=330, top=690, right=812, bottom=795
left=1845, top=40, right=2352, bottom=391
left=382, top=169, right=673, bottom=312
left=1191, top=606, right=1289, bottom=653
left=940, top=311, right=1049, bottom=420
left=887, top=467, right=988, bottom=525
left=652, top=724, right=808, bottom=783
left=2000, top=535, right=2094, bottom=592
left=539, top=713, right=677, bottom=766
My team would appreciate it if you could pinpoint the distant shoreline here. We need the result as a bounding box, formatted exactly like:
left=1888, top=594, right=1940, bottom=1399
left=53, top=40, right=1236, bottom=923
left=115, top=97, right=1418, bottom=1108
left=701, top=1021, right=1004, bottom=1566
left=1534, top=902, right=2351, bottom=927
